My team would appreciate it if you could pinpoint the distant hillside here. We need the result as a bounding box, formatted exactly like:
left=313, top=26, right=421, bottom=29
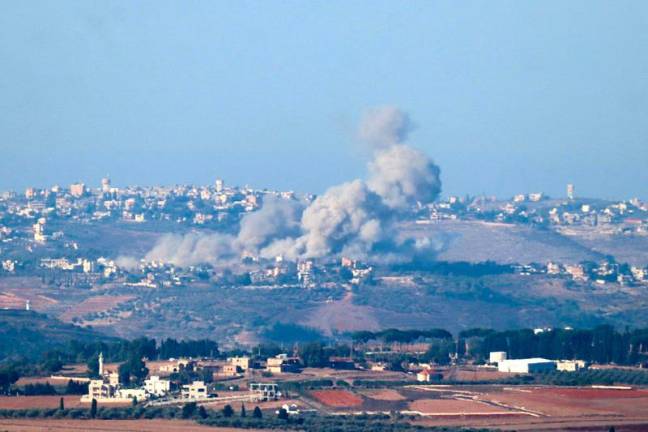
left=0, top=309, right=118, bottom=361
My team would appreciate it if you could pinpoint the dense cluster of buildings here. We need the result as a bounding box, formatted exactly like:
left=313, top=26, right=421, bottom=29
left=426, top=184, right=648, bottom=234
left=76, top=353, right=281, bottom=405
left=0, top=179, right=646, bottom=297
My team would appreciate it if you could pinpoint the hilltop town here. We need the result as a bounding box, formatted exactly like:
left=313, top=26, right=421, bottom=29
left=0, top=179, right=647, bottom=344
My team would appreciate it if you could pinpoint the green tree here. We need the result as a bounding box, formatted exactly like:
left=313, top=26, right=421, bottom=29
left=90, top=398, right=97, bottom=418
left=240, top=403, right=246, bottom=417
left=182, top=402, right=197, bottom=418
left=87, top=356, right=100, bottom=378
left=277, top=407, right=289, bottom=420
left=299, top=342, right=327, bottom=367
left=0, top=367, right=21, bottom=393
left=252, top=406, right=262, bottom=418
left=198, top=405, right=208, bottom=419
left=59, top=397, right=64, bottom=410
left=222, top=404, right=234, bottom=417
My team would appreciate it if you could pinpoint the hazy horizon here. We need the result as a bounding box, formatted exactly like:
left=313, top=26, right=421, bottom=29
left=2, top=1, right=647, bottom=200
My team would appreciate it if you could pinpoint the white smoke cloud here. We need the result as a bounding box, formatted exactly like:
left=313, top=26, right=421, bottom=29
left=236, top=196, right=303, bottom=253
left=136, top=105, right=442, bottom=267
left=299, top=180, right=388, bottom=259
left=357, top=106, right=412, bottom=149
left=145, top=232, right=238, bottom=267
left=368, top=144, right=442, bottom=209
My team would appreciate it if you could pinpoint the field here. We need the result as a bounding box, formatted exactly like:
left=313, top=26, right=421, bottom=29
left=60, top=295, right=135, bottom=322
left=310, top=389, right=363, bottom=408
left=0, top=396, right=85, bottom=409
left=0, top=419, right=265, bottom=431
left=359, top=389, right=406, bottom=401
left=408, top=398, right=514, bottom=415
left=301, top=384, right=648, bottom=430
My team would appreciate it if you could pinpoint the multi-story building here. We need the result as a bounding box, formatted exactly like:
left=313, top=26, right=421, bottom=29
left=181, top=381, right=208, bottom=399
left=144, top=376, right=171, bottom=397
left=69, top=183, right=86, bottom=198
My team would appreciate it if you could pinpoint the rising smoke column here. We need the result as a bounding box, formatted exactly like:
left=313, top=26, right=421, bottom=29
left=134, top=105, right=443, bottom=267
left=368, top=144, right=442, bottom=209
left=359, top=106, right=442, bottom=209
left=260, top=105, right=443, bottom=261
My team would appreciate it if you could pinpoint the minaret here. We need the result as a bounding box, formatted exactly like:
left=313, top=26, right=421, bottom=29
left=98, top=352, right=104, bottom=377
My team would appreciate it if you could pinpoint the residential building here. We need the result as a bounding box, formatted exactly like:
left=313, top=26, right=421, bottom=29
left=144, top=376, right=171, bottom=397
left=181, top=381, right=208, bottom=399
left=250, top=382, right=279, bottom=401
left=229, top=356, right=251, bottom=371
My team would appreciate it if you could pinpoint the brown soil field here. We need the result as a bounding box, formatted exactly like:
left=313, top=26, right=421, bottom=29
left=536, top=387, right=648, bottom=399
left=360, top=389, right=406, bottom=401
left=0, top=278, right=58, bottom=310
left=0, top=396, right=84, bottom=409
left=0, top=419, right=271, bottom=431
left=409, top=398, right=513, bottom=415
left=481, top=386, right=648, bottom=418
left=60, top=295, right=134, bottom=321
left=310, top=389, right=363, bottom=407
left=14, top=377, right=57, bottom=386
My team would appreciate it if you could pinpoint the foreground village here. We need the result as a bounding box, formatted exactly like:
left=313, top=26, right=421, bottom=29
left=2, top=325, right=648, bottom=431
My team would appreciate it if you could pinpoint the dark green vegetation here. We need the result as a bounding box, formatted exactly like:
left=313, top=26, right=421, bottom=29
left=0, top=310, right=118, bottom=361
left=461, top=326, right=648, bottom=364
left=104, top=284, right=345, bottom=340
left=14, top=380, right=88, bottom=396
left=353, top=273, right=638, bottom=332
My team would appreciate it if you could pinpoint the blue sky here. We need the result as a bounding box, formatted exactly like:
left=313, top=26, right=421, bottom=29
left=1, top=1, right=647, bottom=199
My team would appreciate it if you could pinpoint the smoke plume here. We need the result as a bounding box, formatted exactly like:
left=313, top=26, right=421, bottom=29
left=133, top=105, right=442, bottom=267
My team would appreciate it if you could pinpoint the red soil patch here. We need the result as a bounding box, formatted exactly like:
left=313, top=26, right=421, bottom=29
left=311, top=389, right=363, bottom=407
left=362, top=389, right=406, bottom=401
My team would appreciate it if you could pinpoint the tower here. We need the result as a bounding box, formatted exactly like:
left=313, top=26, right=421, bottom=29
left=25, top=300, right=30, bottom=311
left=567, top=183, right=575, bottom=200
left=215, top=179, right=224, bottom=193
left=101, top=177, right=111, bottom=193
left=98, top=352, right=104, bottom=377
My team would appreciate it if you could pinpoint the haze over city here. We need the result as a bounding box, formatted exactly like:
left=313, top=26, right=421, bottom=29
left=2, top=3, right=648, bottom=431
left=2, top=1, right=648, bottom=199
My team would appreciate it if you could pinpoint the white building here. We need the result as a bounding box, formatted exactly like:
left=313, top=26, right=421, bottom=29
left=181, top=381, right=208, bottom=399
left=250, top=383, right=279, bottom=401
left=489, top=351, right=507, bottom=364
left=498, top=358, right=556, bottom=373
left=144, top=375, right=171, bottom=397
left=118, top=388, right=148, bottom=401
left=556, top=360, right=587, bottom=372
left=416, top=369, right=433, bottom=382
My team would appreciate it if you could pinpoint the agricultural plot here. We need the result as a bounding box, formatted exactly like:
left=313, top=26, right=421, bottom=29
left=0, top=419, right=257, bottom=431
left=310, top=390, right=363, bottom=408
left=0, top=396, right=84, bottom=409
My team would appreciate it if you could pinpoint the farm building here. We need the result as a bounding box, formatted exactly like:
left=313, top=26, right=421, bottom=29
left=489, top=351, right=507, bottom=364
left=556, top=359, right=587, bottom=372
left=498, top=358, right=556, bottom=373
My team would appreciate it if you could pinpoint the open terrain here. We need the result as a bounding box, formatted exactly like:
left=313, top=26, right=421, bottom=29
left=0, top=419, right=269, bottom=432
